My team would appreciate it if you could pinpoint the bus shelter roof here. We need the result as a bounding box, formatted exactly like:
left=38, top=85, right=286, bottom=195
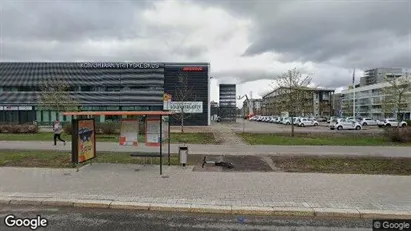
left=62, top=111, right=173, bottom=116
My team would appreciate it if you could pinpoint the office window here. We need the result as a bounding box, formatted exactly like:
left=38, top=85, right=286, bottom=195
left=107, top=87, right=121, bottom=92
left=50, top=111, right=57, bottom=122
left=81, top=86, right=94, bottom=91
left=36, top=111, right=42, bottom=121
left=65, top=115, right=72, bottom=122
left=42, top=111, right=50, bottom=122
left=4, top=87, right=18, bottom=92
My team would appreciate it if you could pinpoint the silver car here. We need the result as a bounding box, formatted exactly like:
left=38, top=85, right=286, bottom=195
left=330, top=119, right=362, bottom=130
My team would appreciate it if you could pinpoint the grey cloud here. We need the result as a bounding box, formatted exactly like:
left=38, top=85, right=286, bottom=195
left=169, top=45, right=209, bottom=57
left=1, top=0, right=155, bottom=41
left=2, top=39, right=164, bottom=62
left=213, top=69, right=281, bottom=84
left=197, top=0, right=411, bottom=69
left=0, top=0, right=210, bottom=62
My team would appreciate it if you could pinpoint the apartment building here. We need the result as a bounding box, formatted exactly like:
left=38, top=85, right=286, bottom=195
left=242, top=99, right=262, bottom=116
left=360, top=68, right=403, bottom=86
left=341, top=75, right=411, bottom=120
left=262, top=87, right=335, bottom=117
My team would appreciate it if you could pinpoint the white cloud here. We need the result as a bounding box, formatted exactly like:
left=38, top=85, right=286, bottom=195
left=3, top=0, right=406, bottom=109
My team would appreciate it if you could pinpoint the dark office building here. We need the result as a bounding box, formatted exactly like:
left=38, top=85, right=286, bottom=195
left=0, top=62, right=210, bottom=126
left=219, top=84, right=236, bottom=122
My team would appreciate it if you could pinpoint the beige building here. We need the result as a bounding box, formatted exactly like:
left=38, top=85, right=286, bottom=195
left=262, top=87, right=335, bottom=117
left=341, top=75, right=411, bottom=120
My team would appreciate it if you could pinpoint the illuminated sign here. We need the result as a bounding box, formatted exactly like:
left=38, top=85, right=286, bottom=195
left=182, top=67, right=203, bottom=72
left=80, top=62, right=160, bottom=69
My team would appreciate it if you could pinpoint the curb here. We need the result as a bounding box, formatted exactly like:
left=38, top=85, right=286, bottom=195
left=1, top=197, right=411, bottom=219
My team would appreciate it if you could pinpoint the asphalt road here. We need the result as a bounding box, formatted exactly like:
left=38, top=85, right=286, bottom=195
left=0, top=205, right=373, bottom=231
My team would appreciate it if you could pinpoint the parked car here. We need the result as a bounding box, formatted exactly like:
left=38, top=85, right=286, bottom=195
left=377, top=118, right=407, bottom=127
left=298, top=118, right=319, bottom=127
left=330, top=119, right=362, bottom=130
left=360, top=118, right=378, bottom=126
left=293, top=117, right=302, bottom=125
left=276, top=117, right=284, bottom=123
left=282, top=117, right=292, bottom=125
left=316, top=117, right=327, bottom=122
left=327, top=116, right=337, bottom=123
left=269, top=117, right=277, bottom=123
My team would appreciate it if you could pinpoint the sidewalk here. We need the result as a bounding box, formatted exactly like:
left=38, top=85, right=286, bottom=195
left=1, top=140, right=411, bottom=157
left=211, top=123, right=248, bottom=145
left=0, top=164, right=411, bottom=218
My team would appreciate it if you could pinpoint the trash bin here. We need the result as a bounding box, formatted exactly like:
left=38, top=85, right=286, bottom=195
left=178, top=146, right=188, bottom=167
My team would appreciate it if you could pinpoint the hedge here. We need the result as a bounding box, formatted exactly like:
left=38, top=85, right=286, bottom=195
left=0, top=124, right=39, bottom=134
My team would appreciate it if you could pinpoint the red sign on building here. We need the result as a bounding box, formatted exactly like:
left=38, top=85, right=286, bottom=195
left=182, top=67, right=203, bottom=72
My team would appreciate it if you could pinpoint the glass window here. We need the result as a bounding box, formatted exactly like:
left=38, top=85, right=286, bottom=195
left=42, top=111, right=50, bottom=122
left=50, top=111, right=57, bottom=122
left=0, top=111, right=5, bottom=122
left=36, top=111, right=42, bottom=121
left=92, top=115, right=100, bottom=122
left=81, top=86, right=94, bottom=91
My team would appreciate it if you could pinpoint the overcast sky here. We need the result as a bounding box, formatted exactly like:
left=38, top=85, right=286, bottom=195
left=1, top=0, right=410, bottom=106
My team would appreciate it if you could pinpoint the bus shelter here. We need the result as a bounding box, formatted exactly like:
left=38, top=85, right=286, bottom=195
left=62, top=111, right=174, bottom=175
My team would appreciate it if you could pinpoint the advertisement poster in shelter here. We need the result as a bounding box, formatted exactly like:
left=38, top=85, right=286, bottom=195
left=72, top=118, right=96, bottom=164
left=119, top=119, right=139, bottom=146
left=145, top=116, right=168, bottom=146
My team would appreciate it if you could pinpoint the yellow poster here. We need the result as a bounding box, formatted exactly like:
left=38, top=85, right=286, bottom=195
left=77, top=120, right=95, bottom=163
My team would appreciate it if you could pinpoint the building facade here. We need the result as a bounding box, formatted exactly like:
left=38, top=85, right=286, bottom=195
left=262, top=87, right=335, bottom=117
left=331, top=93, right=343, bottom=117
left=360, top=68, right=403, bottom=87
left=218, top=84, right=236, bottom=122
left=0, top=62, right=210, bottom=126
left=341, top=76, right=411, bottom=120
left=243, top=99, right=262, bottom=116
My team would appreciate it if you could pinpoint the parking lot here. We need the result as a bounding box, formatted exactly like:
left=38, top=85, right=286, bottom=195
left=229, top=119, right=384, bottom=133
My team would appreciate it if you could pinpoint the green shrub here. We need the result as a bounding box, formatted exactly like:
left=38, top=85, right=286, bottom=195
left=0, top=124, right=39, bottom=134
left=100, top=122, right=120, bottom=135
left=139, top=121, right=145, bottom=134
left=384, top=127, right=411, bottom=143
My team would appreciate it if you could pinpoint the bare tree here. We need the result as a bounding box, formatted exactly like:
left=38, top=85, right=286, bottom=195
left=273, top=68, right=312, bottom=137
left=381, top=72, right=411, bottom=123
left=37, top=77, right=80, bottom=117
left=171, top=73, right=198, bottom=133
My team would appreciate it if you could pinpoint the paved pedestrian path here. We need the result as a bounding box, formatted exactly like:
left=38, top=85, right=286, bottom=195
left=211, top=123, right=248, bottom=145
left=1, top=141, right=411, bottom=157
left=0, top=164, right=410, bottom=216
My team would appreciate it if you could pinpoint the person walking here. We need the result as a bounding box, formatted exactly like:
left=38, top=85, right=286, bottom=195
left=53, top=120, right=66, bottom=146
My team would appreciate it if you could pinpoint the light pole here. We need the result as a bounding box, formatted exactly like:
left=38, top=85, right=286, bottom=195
left=209, top=76, right=213, bottom=124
